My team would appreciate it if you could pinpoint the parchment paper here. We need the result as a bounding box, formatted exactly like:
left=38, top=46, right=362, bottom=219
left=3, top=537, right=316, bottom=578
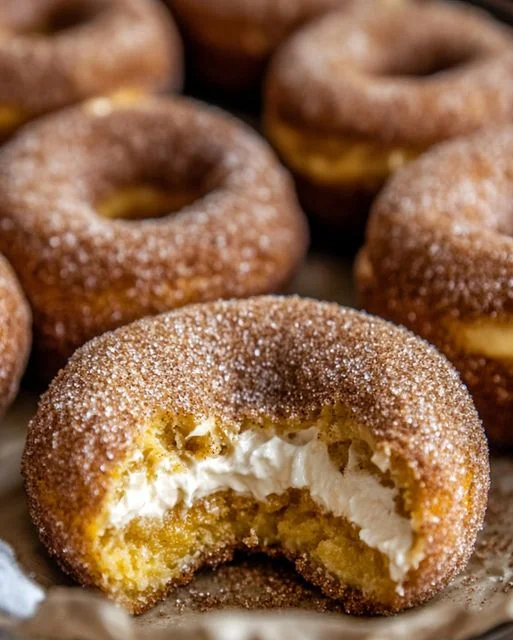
left=1, top=254, right=513, bottom=640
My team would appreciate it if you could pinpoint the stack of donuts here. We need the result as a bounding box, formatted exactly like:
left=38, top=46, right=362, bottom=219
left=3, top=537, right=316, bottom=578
left=1, top=0, right=512, bottom=622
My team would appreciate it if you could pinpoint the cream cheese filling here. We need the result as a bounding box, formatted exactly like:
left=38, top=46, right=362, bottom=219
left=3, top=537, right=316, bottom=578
left=107, top=428, right=419, bottom=584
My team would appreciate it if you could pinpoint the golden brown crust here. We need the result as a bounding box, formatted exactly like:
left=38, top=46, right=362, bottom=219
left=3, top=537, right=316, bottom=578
left=23, top=296, right=488, bottom=613
left=0, top=0, right=182, bottom=124
left=356, top=126, right=513, bottom=445
left=170, top=0, right=356, bottom=91
left=265, top=1, right=513, bottom=146
left=0, top=97, right=308, bottom=374
left=0, top=253, right=31, bottom=417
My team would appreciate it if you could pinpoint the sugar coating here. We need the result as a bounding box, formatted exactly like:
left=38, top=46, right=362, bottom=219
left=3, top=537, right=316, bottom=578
left=0, top=253, right=31, bottom=416
left=0, top=97, right=308, bottom=372
left=363, top=126, right=513, bottom=317
left=23, top=296, right=488, bottom=611
left=0, top=0, right=182, bottom=116
left=357, top=126, right=513, bottom=444
left=266, top=1, right=513, bottom=145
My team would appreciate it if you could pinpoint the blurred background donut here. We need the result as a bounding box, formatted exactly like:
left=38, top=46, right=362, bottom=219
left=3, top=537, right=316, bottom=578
left=0, top=0, right=183, bottom=139
left=264, top=0, right=513, bottom=242
left=169, top=0, right=367, bottom=97
left=0, top=96, right=308, bottom=378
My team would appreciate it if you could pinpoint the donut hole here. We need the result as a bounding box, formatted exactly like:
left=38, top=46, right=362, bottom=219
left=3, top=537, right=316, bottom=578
left=42, top=2, right=102, bottom=35
left=95, top=183, right=206, bottom=221
left=13, top=1, right=103, bottom=36
left=382, top=49, right=475, bottom=78
left=89, top=410, right=424, bottom=613
left=46, top=7, right=93, bottom=33
left=93, top=143, right=222, bottom=221
left=0, top=106, right=30, bottom=136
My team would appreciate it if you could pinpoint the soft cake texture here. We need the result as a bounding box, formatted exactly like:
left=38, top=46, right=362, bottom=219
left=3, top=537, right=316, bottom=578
left=0, top=0, right=182, bottom=137
left=0, top=97, right=308, bottom=377
left=0, top=253, right=31, bottom=416
left=264, top=1, right=513, bottom=233
left=23, top=297, right=488, bottom=615
left=356, top=126, right=513, bottom=446
left=107, top=429, right=416, bottom=583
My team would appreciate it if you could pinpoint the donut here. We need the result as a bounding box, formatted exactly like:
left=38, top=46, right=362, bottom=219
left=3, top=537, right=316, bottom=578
left=23, top=296, right=488, bottom=615
left=170, top=0, right=357, bottom=94
left=264, top=1, right=513, bottom=237
left=0, top=0, right=182, bottom=138
left=356, top=126, right=513, bottom=447
left=0, top=96, right=308, bottom=377
left=0, top=253, right=31, bottom=417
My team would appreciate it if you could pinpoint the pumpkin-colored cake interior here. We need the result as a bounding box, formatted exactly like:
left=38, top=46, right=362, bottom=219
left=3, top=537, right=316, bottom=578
left=87, top=406, right=427, bottom=613
left=265, top=112, right=421, bottom=186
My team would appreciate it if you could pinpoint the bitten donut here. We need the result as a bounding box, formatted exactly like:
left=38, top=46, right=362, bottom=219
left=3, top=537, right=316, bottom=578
left=264, top=1, right=513, bottom=237
left=24, top=297, right=488, bottom=615
left=0, top=0, right=182, bottom=138
left=170, top=0, right=353, bottom=94
left=357, top=126, right=513, bottom=447
left=0, top=97, right=308, bottom=377
left=0, top=253, right=31, bottom=417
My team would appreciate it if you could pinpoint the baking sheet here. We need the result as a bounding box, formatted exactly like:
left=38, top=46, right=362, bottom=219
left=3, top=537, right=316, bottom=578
left=1, top=254, right=513, bottom=640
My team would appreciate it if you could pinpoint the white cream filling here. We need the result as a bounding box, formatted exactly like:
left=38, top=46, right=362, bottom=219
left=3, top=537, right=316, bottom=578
left=108, top=428, right=418, bottom=584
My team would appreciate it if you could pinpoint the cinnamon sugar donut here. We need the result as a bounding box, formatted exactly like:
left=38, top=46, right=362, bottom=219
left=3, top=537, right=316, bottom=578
left=0, top=96, right=308, bottom=377
left=0, top=0, right=182, bottom=138
left=0, top=253, right=31, bottom=416
left=170, top=0, right=360, bottom=94
left=264, top=1, right=513, bottom=237
left=357, top=126, right=513, bottom=447
left=23, top=297, right=488, bottom=614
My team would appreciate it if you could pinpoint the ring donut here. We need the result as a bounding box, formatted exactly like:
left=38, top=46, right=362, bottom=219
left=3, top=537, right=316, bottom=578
left=0, top=253, right=31, bottom=417
left=0, top=97, right=308, bottom=377
left=357, top=126, right=513, bottom=446
left=170, top=0, right=356, bottom=93
left=264, top=1, right=513, bottom=237
left=0, top=0, right=182, bottom=138
left=23, top=296, right=488, bottom=614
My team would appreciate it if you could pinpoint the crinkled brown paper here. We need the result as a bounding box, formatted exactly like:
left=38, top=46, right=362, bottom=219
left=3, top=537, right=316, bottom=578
left=1, top=255, right=513, bottom=640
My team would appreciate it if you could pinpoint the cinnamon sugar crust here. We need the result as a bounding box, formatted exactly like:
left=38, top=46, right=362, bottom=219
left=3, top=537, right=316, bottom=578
left=23, top=297, right=488, bottom=614
left=0, top=253, right=31, bottom=417
left=0, top=97, right=308, bottom=375
left=356, top=126, right=513, bottom=445
left=0, top=0, right=182, bottom=130
left=265, top=1, right=513, bottom=146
